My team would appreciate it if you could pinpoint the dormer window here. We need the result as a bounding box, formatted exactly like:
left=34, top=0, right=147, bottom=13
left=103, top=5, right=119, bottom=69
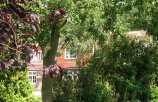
left=30, top=50, right=43, bottom=63
left=64, top=48, right=77, bottom=59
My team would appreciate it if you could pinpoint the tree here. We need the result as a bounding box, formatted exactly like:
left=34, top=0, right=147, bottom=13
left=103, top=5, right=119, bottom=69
left=0, top=0, right=40, bottom=101
left=35, top=0, right=105, bottom=102
left=39, top=0, right=158, bottom=101
left=78, top=0, right=158, bottom=102
left=2, top=0, right=158, bottom=102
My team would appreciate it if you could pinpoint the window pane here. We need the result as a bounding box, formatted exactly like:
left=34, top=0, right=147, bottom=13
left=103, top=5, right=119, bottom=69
left=29, top=72, right=32, bottom=75
left=33, top=76, right=36, bottom=83
left=65, top=48, right=77, bottom=59
left=29, top=76, right=32, bottom=80
left=28, top=71, right=37, bottom=84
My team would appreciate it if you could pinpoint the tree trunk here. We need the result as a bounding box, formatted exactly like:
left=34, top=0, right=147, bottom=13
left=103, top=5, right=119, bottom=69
left=42, top=27, right=60, bottom=102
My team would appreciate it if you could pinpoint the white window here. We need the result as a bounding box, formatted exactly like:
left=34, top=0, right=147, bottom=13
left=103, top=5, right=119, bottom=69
left=29, top=71, right=38, bottom=84
left=64, top=49, right=77, bottom=59
left=30, top=51, right=43, bottom=63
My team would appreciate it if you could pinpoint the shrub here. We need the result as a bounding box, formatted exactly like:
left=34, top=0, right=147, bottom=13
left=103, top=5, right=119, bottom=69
left=87, top=35, right=158, bottom=102
left=0, top=68, right=35, bottom=102
left=50, top=70, right=80, bottom=102
left=79, top=69, right=113, bottom=102
left=150, top=85, right=158, bottom=102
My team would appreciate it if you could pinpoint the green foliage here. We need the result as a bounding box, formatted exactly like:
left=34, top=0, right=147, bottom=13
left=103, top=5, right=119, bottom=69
left=31, top=96, right=42, bottom=102
left=151, top=85, right=158, bottom=102
left=16, top=0, right=158, bottom=102
left=57, top=0, right=105, bottom=47
left=43, top=69, right=114, bottom=102
left=0, top=68, right=35, bottom=102
left=88, top=35, right=158, bottom=102
left=48, top=72, right=79, bottom=102
left=43, top=35, right=158, bottom=102
left=79, top=70, right=113, bottom=102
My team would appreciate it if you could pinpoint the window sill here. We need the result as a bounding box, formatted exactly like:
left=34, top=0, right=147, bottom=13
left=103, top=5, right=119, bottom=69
left=64, top=58, right=77, bottom=60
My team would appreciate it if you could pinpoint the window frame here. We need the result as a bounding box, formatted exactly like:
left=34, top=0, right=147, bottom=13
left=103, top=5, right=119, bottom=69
left=28, top=71, right=38, bottom=84
left=30, top=50, right=43, bottom=63
left=64, top=48, right=77, bottom=59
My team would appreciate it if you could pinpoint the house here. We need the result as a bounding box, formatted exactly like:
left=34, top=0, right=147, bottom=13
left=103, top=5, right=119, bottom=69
left=27, top=47, right=79, bottom=96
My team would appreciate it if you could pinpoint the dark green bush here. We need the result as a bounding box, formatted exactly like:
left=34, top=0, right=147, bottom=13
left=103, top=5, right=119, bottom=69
left=49, top=71, right=80, bottom=102
left=87, top=36, right=158, bottom=102
left=79, top=69, right=113, bottom=102
left=49, top=69, right=113, bottom=102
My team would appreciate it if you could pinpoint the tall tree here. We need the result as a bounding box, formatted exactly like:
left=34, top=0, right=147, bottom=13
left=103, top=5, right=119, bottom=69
left=36, top=0, right=105, bottom=102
